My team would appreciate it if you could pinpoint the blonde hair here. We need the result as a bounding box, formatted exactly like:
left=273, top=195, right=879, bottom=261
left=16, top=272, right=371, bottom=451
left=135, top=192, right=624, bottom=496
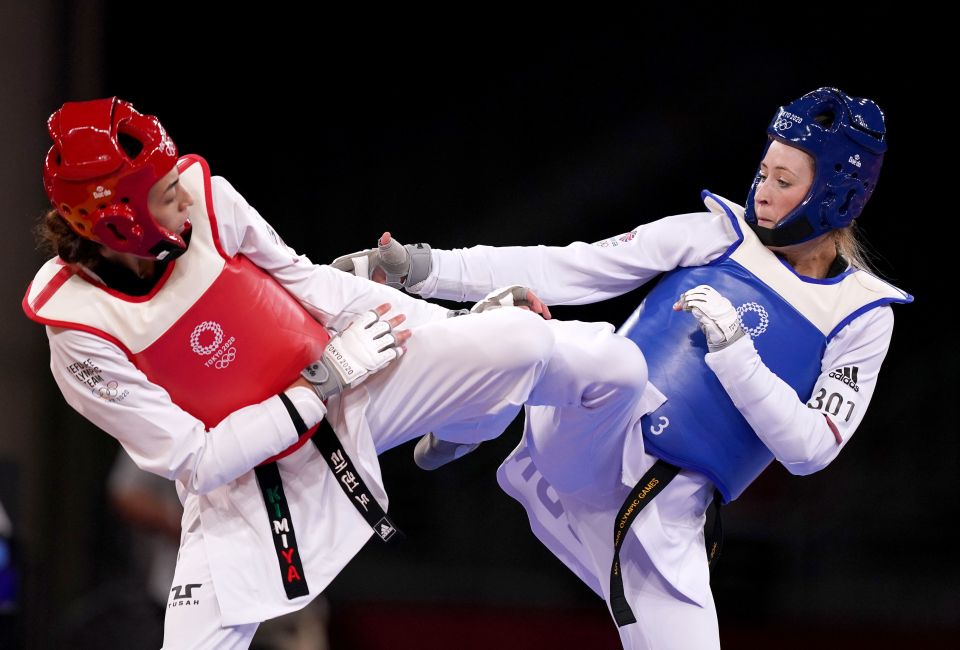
left=835, top=222, right=875, bottom=272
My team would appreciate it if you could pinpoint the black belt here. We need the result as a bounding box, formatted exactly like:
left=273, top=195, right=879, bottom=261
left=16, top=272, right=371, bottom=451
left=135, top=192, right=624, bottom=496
left=256, top=394, right=404, bottom=600
left=609, top=459, right=723, bottom=627
left=310, top=420, right=403, bottom=545
left=255, top=461, right=310, bottom=599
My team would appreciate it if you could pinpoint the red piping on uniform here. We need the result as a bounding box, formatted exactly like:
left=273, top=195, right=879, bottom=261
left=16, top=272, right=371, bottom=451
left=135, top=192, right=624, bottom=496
left=26, top=265, right=74, bottom=313
left=824, top=415, right=842, bottom=445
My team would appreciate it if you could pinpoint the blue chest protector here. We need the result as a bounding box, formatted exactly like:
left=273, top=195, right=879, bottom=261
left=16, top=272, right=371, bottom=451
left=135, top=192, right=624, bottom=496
left=619, top=192, right=912, bottom=503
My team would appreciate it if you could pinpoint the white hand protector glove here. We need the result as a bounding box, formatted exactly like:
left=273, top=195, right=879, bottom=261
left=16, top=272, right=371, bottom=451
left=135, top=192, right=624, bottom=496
left=470, top=285, right=534, bottom=313
left=301, top=310, right=403, bottom=400
left=674, top=284, right=746, bottom=352
left=330, top=235, right=432, bottom=291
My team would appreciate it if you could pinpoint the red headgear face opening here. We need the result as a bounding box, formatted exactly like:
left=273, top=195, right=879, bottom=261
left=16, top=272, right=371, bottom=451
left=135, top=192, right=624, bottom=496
left=43, top=97, right=188, bottom=260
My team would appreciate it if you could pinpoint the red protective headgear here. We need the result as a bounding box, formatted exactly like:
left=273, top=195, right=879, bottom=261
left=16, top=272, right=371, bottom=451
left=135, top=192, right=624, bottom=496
left=43, top=97, right=188, bottom=260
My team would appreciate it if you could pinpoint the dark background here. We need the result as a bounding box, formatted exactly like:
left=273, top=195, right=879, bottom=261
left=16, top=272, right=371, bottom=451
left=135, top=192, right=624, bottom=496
left=1, top=4, right=955, bottom=648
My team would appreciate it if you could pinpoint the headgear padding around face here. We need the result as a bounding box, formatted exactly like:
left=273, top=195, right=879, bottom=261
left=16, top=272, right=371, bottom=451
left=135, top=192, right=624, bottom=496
left=43, top=97, right=187, bottom=260
left=744, top=87, right=886, bottom=246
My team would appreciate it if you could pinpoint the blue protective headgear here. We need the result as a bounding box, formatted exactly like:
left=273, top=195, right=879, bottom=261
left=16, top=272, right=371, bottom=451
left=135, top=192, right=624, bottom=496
left=744, top=87, right=887, bottom=246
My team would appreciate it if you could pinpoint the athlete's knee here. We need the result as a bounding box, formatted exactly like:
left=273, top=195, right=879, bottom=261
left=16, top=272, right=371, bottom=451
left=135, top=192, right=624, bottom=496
left=603, top=333, right=648, bottom=394
left=578, top=328, right=648, bottom=400
left=472, top=308, right=555, bottom=370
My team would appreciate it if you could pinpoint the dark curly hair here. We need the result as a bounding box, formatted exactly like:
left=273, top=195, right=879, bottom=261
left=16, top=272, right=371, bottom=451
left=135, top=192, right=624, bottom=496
left=34, top=208, right=103, bottom=267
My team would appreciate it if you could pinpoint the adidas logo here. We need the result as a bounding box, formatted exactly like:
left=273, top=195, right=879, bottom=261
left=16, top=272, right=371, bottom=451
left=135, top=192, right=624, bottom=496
left=828, top=366, right=860, bottom=392
left=376, top=518, right=396, bottom=541
left=848, top=154, right=862, bottom=168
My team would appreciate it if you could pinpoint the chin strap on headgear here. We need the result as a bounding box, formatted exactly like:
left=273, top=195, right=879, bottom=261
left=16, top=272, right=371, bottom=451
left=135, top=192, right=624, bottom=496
left=43, top=97, right=188, bottom=260
left=744, top=87, right=887, bottom=246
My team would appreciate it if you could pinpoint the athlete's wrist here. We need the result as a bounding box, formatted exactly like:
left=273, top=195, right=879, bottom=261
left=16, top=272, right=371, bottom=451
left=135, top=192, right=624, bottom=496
left=301, top=358, right=344, bottom=401
left=284, top=385, right=326, bottom=429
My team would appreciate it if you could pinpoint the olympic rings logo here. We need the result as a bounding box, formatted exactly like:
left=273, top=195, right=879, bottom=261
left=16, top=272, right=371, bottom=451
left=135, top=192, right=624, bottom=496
left=214, top=348, right=237, bottom=370
left=773, top=118, right=794, bottom=132
left=190, top=321, right=224, bottom=356
left=96, top=380, right=120, bottom=399
left=736, top=302, right=769, bottom=338
left=161, top=135, right=177, bottom=157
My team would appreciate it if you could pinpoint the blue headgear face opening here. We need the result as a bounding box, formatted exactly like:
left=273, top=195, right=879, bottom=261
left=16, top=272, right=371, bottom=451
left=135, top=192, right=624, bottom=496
left=744, top=88, right=887, bottom=246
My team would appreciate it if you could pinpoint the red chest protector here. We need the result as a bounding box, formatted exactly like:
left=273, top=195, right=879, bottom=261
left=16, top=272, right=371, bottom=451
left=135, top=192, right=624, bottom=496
left=24, top=155, right=329, bottom=460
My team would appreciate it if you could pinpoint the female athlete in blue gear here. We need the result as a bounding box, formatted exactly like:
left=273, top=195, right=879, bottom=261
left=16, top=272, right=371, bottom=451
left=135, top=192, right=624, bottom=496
left=336, top=87, right=912, bottom=649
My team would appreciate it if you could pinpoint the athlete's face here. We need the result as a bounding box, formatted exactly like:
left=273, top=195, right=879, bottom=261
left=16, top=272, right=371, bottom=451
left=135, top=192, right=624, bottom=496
left=753, top=140, right=814, bottom=227
left=148, top=166, right=193, bottom=234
